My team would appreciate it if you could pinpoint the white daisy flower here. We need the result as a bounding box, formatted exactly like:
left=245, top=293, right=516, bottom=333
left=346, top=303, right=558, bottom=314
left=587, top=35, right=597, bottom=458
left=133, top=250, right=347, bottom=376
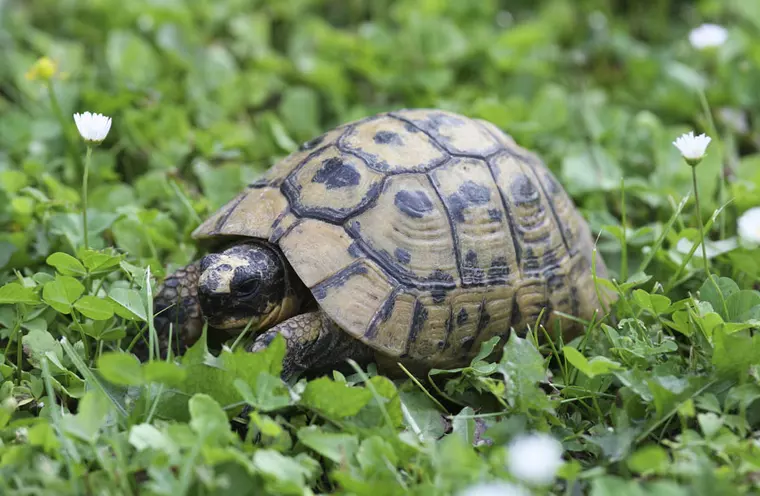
left=457, top=482, right=530, bottom=496
left=73, top=112, right=112, bottom=143
left=738, top=207, right=760, bottom=244
left=672, top=131, right=711, bottom=165
left=689, top=23, right=728, bottom=50
left=507, top=433, right=564, bottom=486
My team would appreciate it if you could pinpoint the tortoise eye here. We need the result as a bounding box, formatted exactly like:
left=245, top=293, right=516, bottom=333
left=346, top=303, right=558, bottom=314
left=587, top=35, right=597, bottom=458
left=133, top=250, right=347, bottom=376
left=235, top=279, right=259, bottom=296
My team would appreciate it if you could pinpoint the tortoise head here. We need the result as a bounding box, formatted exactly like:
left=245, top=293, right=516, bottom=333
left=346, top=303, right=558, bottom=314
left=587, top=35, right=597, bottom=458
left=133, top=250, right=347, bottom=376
left=197, top=242, right=296, bottom=332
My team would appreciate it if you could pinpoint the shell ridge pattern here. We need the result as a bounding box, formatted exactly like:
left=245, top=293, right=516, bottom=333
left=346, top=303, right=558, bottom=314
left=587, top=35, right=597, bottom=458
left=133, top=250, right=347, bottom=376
left=341, top=163, right=469, bottom=293
left=484, top=155, right=524, bottom=277
left=425, top=171, right=465, bottom=284
left=507, top=148, right=573, bottom=258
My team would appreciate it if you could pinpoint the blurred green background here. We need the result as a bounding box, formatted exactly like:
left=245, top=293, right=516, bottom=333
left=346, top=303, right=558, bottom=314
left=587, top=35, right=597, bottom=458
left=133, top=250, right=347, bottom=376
left=1, top=0, right=759, bottom=281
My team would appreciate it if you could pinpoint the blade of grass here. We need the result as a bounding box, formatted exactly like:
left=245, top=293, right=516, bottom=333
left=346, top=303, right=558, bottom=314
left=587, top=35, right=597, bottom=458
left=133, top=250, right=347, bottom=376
left=59, top=337, right=128, bottom=418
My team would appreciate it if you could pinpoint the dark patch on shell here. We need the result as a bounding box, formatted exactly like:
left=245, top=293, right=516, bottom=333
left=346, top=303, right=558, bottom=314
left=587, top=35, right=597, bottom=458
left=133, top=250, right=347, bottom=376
left=373, top=130, right=403, bottom=146
left=510, top=295, right=523, bottom=335
left=311, top=261, right=368, bottom=301
left=488, top=208, right=503, bottom=222
left=423, top=269, right=456, bottom=288
left=487, top=256, right=510, bottom=281
left=511, top=174, right=540, bottom=205
left=447, top=181, right=491, bottom=222
left=299, top=133, right=326, bottom=151
left=364, top=290, right=398, bottom=340
left=457, top=308, right=469, bottom=326
left=475, top=300, right=491, bottom=335
left=394, top=190, right=434, bottom=218
left=461, top=336, right=475, bottom=351
left=431, top=289, right=448, bottom=304
left=312, top=157, right=361, bottom=190
left=462, top=249, right=486, bottom=285
left=403, top=122, right=420, bottom=133
left=348, top=242, right=363, bottom=258
left=394, top=247, right=411, bottom=264
left=523, top=247, right=541, bottom=272
left=408, top=299, right=428, bottom=345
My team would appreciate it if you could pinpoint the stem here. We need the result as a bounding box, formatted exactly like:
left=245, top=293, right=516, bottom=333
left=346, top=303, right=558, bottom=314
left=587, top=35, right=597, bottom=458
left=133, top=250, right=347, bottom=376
left=620, top=178, right=628, bottom=282
left=691, top=165, right=710, bottom=275
left=46, top=81, right=84, bottom=177
left=82, top=146, right=92, bottom=251
left=70, top=311, right=91, bottom=363
left=7, top=305, right=24, bottom=384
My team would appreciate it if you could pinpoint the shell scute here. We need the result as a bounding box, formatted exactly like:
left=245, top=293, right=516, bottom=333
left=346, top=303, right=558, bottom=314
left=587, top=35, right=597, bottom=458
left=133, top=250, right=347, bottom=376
left=339, top=115, right=448, bottom=172
left=392, top=109, right=502, bottom=157
left=284, top=146, right=384, bottom=223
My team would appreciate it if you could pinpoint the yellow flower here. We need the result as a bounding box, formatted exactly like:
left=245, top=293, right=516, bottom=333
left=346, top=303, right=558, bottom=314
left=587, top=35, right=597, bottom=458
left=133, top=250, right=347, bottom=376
left=25, top=57, right=58, bottom=82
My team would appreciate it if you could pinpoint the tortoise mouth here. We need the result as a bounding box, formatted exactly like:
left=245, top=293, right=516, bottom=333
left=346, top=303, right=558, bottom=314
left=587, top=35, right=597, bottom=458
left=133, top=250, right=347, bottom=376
left=207, top=315, right=252, bottom=333
left=203, top=302, right=284, bottom=335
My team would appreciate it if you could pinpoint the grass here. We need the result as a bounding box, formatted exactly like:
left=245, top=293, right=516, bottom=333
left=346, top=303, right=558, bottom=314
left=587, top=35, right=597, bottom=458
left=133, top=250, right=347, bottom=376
left=1, top=0, right=760, bottom=494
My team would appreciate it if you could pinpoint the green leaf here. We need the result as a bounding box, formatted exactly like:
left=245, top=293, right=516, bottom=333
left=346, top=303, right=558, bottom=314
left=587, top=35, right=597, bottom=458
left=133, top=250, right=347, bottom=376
left=451, top=406, right=477, bottom=445
left=234, top=373, right=291, bottom=412
left=698, top=276, right=738, bottom=319
left=97, top=352, right=143, bottom=386
left=0, top=282, right=40, bottom=305
left=357, top=436, right=399, bottom=477
left=646, top=375, right=692, bottom=418
left=297, top=426, right=359, bottom=464
left=725, top=290, right=760, bottom=322
left=79, top=250, right=122, bottom=275
left=42, top=275, right=84, bottom=314
left=142, top=361, right=187, bottom=387
left=46, top=252, right=86, bottom=276
left=300, top=377, right=373, bottom=419
left=22, top=329, right=64, bottom=372
left=632, top=289, right=671, bottom=315
left=499, top=334, right=552, bottom=412
left=108, top=288, right=147, bottom=321
left=253, top=450, right=318, bottom=495
left=398, top=390, right=446, bottom=442
left=712, top=326, right=760, bottom=378
left=250, top=411, right=284, bottom=438
left=74, top=295, right=115, bottom=320
left=626, top=444, right=670, bottom=474
left=563, top=347, right=624, bottom=378
left=129, top=423, right=176, bottom=454
left=189, top=393, right=231, bottom=440
left=697, top=412, right=724, bottom=438
left=60, top=390, right=111, bottom=443
left=153, top=332, right=285, bottom=421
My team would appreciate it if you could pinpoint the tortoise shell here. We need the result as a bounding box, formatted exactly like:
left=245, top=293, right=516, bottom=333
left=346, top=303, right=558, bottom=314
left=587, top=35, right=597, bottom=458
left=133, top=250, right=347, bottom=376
left=193, top=109, right=608, bottom=368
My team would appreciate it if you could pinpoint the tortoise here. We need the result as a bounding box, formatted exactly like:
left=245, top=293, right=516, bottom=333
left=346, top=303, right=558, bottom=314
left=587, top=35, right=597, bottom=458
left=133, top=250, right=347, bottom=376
left=152, top=109, right=609, bottom=377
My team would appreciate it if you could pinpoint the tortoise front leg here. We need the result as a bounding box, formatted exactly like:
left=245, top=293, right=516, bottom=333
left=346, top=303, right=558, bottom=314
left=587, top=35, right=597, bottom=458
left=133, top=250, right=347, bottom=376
left=249, top=311, right=375, bottom=378
left=139, top=260, right=204, bottom=359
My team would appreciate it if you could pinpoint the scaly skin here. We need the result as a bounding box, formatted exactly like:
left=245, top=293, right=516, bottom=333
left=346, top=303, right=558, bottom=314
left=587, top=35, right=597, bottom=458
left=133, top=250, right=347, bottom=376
left=248, top=310, right=375, bottom=378
left=140, top=260, right=204, bottom=359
